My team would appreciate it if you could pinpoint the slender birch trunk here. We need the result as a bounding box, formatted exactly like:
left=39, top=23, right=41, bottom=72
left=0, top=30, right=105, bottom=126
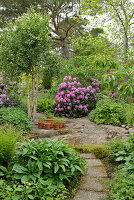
left=33, top=68, right=38, bottom=120
left=27, top=75, right=31, bottom=118
left=31, top=68, right=36, bottom=120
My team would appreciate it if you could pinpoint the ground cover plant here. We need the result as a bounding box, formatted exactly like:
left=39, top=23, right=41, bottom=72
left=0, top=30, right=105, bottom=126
left=0, top=139, right=85, bottom=199
left=53, top=76, right=101, bottom=118
left=89, top=98, right=126, bottom=125
left=0, top=107, right=31, bottom=133
left=105, top=135, right=134, bottom=200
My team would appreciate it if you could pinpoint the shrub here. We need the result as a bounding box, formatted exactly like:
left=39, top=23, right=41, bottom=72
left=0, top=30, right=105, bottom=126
left=125, top=103, right=134, bottom=128
left=12, top=139, right=85, bottom=184
left=37, top=98, right=54, bottom=113
left=106, top=135, right=134, bottom=200
left=105, top=135, right=134, bottom=162
left=0, top=74, right=22, bottom=108
left=0, top=139, right=85, bottom=199
left=53, top=76, right=99, bottom=118
left=0, top=180, right=69, bottom=200
left=0, top=107, right=31, bottom=133
left=108, top=165, right=134, bottom=200
left=89, top=98, right=126, bottom=125
left=0, top=124, right=22, bottom=165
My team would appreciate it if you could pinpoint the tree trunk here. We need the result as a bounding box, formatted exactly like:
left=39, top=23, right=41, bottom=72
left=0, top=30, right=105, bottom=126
left=26, top=75, right=31, bottom=118
left=31, top=68, right=36, bottom=120
left=124, top=32, right=128, bottom=64
left=33, top=68, right=38, bottom=120
left=61, top=38, right=71, bottom=60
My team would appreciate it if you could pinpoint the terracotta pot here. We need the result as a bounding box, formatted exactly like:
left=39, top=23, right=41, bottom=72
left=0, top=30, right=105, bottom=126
left=59, top=121, right=64, bottom=128
left=45, top=119, right=54, bottom=127
left=54, top=123, right=60, bottom=130
left=38, top=121, right=44, bottom=129
left=44, top=123, right=51, bottom=130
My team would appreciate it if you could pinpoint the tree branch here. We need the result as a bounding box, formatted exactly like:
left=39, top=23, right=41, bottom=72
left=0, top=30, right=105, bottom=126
left=106, top=0, right=126, bottom=33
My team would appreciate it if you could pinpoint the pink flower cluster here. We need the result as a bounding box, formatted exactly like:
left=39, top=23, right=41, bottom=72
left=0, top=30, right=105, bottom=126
left=53, top=76, right=98, bottom=117
left=89, top=78, right=102, bottom=92
left=109, top=91, right=117, bottom=97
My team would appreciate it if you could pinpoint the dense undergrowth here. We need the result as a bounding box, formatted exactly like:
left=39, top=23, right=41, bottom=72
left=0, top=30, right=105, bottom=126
left=105, top=135, right=134, bottom=200
left=0, top=139, right=85, bottom=200
left=0, top=107, right=31, bottom=133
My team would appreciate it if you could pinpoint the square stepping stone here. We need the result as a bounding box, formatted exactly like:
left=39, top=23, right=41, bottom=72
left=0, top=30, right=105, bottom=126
left=85, top=166, right=107, bottom=178
left=79, top=177, right=107, bottom=192
left=85, top=159, right=103, bottom=167
left=74, top=190, right=107, bottom=200
left=80, top=153, right=96, bottom=159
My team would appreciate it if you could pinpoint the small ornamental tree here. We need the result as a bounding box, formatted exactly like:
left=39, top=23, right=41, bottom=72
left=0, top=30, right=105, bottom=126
left=53, top=76, right=100, bottom=118
left=0, top=8, right=50, bottom=119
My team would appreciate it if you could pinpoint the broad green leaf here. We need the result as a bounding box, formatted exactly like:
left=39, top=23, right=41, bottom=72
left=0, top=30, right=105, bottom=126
left=54, top=163, right=59, bottom=173
left=28, top=195, right=34, bottom=199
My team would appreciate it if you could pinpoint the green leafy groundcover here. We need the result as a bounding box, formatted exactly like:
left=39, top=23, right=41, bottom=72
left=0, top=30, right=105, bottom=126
left=105, top=135, right=134, bottom=200
left=89, top=98, right=126, bottom=125
left=0, top=139, right=85, bottom=200
left=0, top=107, right=31, bottom=133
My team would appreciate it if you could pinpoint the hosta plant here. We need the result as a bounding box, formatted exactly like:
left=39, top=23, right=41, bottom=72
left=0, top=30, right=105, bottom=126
left=0, top=139, right=85, bottom=199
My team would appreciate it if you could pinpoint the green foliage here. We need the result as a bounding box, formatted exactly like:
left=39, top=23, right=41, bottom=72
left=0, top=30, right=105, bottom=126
left=89, top=98, right=126, bottom=125
left=0, top=180, right=68, bottom=200
left=105, top=135, right=134, bottom=200
left=103, top=66, right=134, bottom=101
left=0, top=139, right=85, bottom=199
left=124, top=103, right=134, bottom=128
left=107, top=166, right=134, bottom=200
left=38, top=117, right=44, bottom=122
left=0, top=107, right=31, bottom=133
left=0, top=8, right=50, bottom=77
left=0, top=124, right=22, bottom=165
left=73, top=33, right=117, bottom=60
left=56, top=56, right=117, bottom=87
left=45, top=112, right=54, bottom=119
left=37, top=98, right=55, bottom=113
left=54, top=118, right=61, bottom=124
left=105, top=135, right=134, bottom=162
left=12, top=139, right=85, bottom=184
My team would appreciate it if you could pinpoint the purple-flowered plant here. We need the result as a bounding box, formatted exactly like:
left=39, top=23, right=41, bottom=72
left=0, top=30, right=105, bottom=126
left=53, top=76, right=100, bottom=118
left=0, top=73, right=21, bottom=108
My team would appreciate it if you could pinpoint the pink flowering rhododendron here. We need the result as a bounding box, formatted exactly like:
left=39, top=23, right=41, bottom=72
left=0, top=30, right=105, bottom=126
left=53, top=76, right=100, bottom=118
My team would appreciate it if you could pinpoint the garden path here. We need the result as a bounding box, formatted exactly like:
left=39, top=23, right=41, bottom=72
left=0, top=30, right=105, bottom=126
left=30, top=114, right=129, bottom=200
left=73, top=153, right=108, bottom=200
left=30, top=114, right=129, bottom=145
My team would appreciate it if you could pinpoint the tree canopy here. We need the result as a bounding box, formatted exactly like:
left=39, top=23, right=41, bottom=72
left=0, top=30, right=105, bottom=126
left=0, top=8, right=51, bottom=119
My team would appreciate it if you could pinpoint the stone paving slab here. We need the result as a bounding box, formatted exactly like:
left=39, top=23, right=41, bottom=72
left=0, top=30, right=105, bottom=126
left=85, top=165, right=107, bottom=178
left=79, top=177, right=107, bottom=192
left=80, top=153, right=96, bottom=159
left=74, top=190, right=107, bottom=200
left=85, top=159, right=103, bottom=167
